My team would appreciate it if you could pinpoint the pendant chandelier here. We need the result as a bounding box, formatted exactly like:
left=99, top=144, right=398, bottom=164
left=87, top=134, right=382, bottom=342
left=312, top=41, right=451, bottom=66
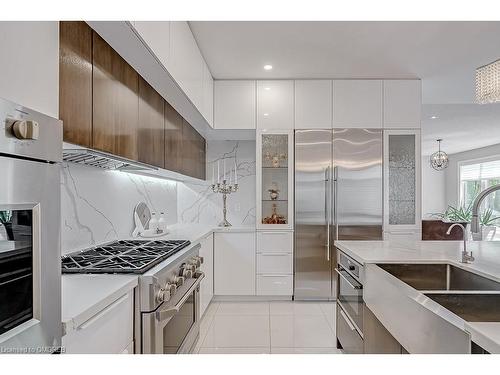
left=430, top=139, right=449, bottom=171
left=476, top=58, right=500, bottom=104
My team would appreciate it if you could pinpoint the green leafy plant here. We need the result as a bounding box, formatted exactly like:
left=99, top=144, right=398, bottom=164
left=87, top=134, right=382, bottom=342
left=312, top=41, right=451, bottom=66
left=0, top=210, right=12, bottom=224
left=431, top=204, right=500, bottom=226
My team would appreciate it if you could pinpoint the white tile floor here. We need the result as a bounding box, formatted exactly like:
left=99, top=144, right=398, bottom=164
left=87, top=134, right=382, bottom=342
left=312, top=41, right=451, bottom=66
left=192, top=301, right=342, bottom=354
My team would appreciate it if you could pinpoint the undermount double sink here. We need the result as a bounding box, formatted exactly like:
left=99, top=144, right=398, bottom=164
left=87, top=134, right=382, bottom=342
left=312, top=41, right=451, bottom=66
left=377, top=263, right=500, bottom=322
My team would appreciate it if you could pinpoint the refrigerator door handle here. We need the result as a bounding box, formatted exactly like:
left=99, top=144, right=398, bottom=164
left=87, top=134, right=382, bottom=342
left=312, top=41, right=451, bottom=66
left=333, top=166, right=338, bottom=241
left=324, top=166, right=330, bottom=261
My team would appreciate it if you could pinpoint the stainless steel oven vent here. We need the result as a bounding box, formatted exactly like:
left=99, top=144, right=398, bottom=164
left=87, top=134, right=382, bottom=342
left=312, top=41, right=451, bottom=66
left=62, top=148, right=158, bottom=171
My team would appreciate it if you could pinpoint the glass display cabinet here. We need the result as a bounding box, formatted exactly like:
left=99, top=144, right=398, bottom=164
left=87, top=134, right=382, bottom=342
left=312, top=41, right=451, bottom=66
left=256, top=130, right=294, bottom=230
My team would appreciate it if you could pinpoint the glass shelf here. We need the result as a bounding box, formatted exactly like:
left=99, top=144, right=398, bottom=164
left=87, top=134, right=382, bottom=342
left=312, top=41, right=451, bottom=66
left=260, top=134, right=289, bottom=225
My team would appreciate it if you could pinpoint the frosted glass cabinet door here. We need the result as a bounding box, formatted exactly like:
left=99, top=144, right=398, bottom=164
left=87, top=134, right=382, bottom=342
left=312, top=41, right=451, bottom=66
left=383, top=130, right=421, bottom=232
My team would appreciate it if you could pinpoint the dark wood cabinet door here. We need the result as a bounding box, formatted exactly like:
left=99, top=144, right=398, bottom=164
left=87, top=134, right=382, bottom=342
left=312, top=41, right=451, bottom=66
left=138, top=77, right=164, bottom=167
left=59, top=21, right=92, bottom=147
left=181, top=120, right=198, bottom=178
left=180, top=121, right=206, bottom=180
left=92, top=32, right=138, bottom=160
left=164, top=101, right=183, bottom=173
left=195, top=130, right=206, bottom=180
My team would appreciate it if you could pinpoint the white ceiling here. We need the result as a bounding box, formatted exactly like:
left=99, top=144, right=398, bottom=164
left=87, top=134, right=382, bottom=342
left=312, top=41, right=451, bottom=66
left=190, top=21, right=500, bottom=154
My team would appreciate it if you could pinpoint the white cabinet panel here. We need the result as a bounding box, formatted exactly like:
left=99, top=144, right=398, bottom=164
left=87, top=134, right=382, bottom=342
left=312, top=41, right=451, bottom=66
left=257, top=80, right=294, bottom=130
left=256, top=274, right=293, bottom=295
left=257, top=253, right=293, bottom=274
left=214, top=80, right=256, bottom=129
left=199, top=233, right=214, bottom=316
left=214, top=232, right=256, bottom=295
left=62, top=291, right=133, bottom=354
left=295, top=80, right=332, bottom=129
left=256, top=231, right=293, bottom=253
left=383, top=80, right=421, bottom=128
left=170, top=21, right=204, bottom=111
left=202, top=63, right=214, bottom=127
left=333, top=80, right=382, bottom=128
left=133, top=21, right=171, bottom=71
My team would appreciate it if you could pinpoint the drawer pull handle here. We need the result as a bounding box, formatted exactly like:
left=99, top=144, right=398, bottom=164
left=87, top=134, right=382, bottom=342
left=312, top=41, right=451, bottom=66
left=339, top=309, right=356, bottom=331
left=78, top=294, right=129, bottom=330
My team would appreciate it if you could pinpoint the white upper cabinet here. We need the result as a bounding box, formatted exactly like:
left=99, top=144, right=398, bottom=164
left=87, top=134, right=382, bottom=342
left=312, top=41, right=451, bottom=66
left=170, top=21, right=204, bottom=113
left=294, top=80, right=332, bottom=129
left=202, top=62, right=214, bottom=127
left=214, top=80, right=256, bottom=129
left=132, top=21, right=171, bottom=71
left=257, top=80, right=294, bottom=130
left=383, top=80, right=421, bottom=128
left=333, top=80, right=383, bottom=128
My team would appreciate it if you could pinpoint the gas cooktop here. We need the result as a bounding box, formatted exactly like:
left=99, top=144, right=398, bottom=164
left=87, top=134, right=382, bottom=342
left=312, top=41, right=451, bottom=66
left=61, top=239, right=191, bottom=274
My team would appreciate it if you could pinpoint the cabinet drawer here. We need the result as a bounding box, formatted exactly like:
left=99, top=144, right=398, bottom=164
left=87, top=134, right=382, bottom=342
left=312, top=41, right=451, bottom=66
left=257, top=253, right=293, bottom=274
left=256, top=274, right=293, bottom=295
left=63, top=291, right=133, bottom=354
left=337, top=306, right=363, bottom=354
left=257, top=231, right=293, bottom=253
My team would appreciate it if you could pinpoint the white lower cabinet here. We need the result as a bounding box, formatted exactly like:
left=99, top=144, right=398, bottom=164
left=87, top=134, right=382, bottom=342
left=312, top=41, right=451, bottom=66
left=256, top=274, right=293, bottom=295
left=256, top=231, right=293, bottom=296
left=62, top=291, right=134, bottom=354
left=214, top=232, right=256, bottom=296
left=199, top=233, right=214, bottom=316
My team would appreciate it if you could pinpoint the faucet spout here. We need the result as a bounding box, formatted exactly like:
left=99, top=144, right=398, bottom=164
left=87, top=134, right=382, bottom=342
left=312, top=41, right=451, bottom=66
left=446, top=223, right=474, bottom=263
left=471, top=184, right=500, bottom=238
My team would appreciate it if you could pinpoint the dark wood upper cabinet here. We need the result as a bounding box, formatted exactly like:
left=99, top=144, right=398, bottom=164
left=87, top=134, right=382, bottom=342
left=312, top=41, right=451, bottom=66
left=182, top=121, right=206, bottom=180
left=59, top=23, right=206, bottom=179
left=138, top=77, right=165, bottom=168
left=92, top=32, right=139, bottom=160
left=164, top=101, right=183, bottom=173
left=59, top=21, right=92, bottom=147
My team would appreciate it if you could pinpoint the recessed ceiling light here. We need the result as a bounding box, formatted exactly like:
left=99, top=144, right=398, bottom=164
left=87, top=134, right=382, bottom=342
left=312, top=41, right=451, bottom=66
left=264, top=87, right=271, bottom=91
left=263, top=64, right=273, bottom=71
left=431, top=116, right=438, bottom=119
left=263, top=113, right=269, bottom=117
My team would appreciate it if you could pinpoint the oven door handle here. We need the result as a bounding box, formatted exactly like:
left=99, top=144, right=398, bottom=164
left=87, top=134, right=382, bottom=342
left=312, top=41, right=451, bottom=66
left=155, top=271, right=205, bottom=322
left=334, top=267, right=362, bottom=290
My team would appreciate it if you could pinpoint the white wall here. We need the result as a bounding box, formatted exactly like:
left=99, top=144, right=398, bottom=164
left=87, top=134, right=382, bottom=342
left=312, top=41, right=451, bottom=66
left=0, top=21, right=59, bottom=117
left=421, top=156, right=447, bottom=218
left=445, top=143, right=500, bottom=208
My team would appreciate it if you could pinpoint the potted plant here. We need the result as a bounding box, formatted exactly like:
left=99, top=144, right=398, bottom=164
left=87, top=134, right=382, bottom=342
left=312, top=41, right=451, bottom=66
left=428, top=204, right=500, bottom=240
left=0, top=210, right=14, bottom=240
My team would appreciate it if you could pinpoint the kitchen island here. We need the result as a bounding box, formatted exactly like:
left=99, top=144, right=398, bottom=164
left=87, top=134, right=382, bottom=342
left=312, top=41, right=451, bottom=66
left=335, top=240, right=500, bottom=354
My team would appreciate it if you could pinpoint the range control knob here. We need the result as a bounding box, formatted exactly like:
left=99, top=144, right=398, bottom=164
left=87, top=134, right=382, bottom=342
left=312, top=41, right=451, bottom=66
left=165, top=282, right=177, bottom=296
left=11, top=120, right=39, bottom=140
left=172, top=275, right=185, bottom=287
left=188, top=257, right=202, bottom=268
left=156, top=287, right=171, bottom=304
left=180, top=267, right=193, bottom=279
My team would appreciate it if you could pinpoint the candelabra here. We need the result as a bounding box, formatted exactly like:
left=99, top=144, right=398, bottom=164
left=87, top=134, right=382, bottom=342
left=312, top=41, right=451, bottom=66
left=211, top=179, right=239, bottom=227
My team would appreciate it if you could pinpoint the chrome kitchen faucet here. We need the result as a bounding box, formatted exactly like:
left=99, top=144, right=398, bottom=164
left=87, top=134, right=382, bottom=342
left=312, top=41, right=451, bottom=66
left=446, top=223, right=474, bottom=263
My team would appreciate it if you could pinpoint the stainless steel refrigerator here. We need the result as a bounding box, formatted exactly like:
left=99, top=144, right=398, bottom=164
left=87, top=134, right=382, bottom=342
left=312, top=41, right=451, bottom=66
left=294, top=128, right=383, bottom=300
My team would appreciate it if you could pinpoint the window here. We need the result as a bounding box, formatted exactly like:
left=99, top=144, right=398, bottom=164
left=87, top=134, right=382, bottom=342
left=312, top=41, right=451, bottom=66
left=459, top=159, right=500, bottom=240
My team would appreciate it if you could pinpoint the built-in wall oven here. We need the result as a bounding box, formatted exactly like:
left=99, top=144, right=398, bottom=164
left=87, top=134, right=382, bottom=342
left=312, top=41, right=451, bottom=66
left=0, top=98, right=62, bottom=353
left=336, top=249, right=364, bottom=354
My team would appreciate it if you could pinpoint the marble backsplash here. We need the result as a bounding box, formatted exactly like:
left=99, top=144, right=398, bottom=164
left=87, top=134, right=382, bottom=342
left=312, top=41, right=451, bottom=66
left=178, top=140, right=256, bottom=227
left=61, top=163, right=178, bottom=255
left=61, top=140, right=256, bottom=254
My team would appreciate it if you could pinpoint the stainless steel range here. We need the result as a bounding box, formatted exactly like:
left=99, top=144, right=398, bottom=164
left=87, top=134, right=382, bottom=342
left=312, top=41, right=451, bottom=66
left=61, top=239, right=204, bottom=354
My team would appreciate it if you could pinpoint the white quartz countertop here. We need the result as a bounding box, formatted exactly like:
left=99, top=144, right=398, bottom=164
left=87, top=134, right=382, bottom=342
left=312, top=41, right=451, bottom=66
left=62, top=223, right=255, bottom=335
left=335, top=239, right=500, bottom=353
